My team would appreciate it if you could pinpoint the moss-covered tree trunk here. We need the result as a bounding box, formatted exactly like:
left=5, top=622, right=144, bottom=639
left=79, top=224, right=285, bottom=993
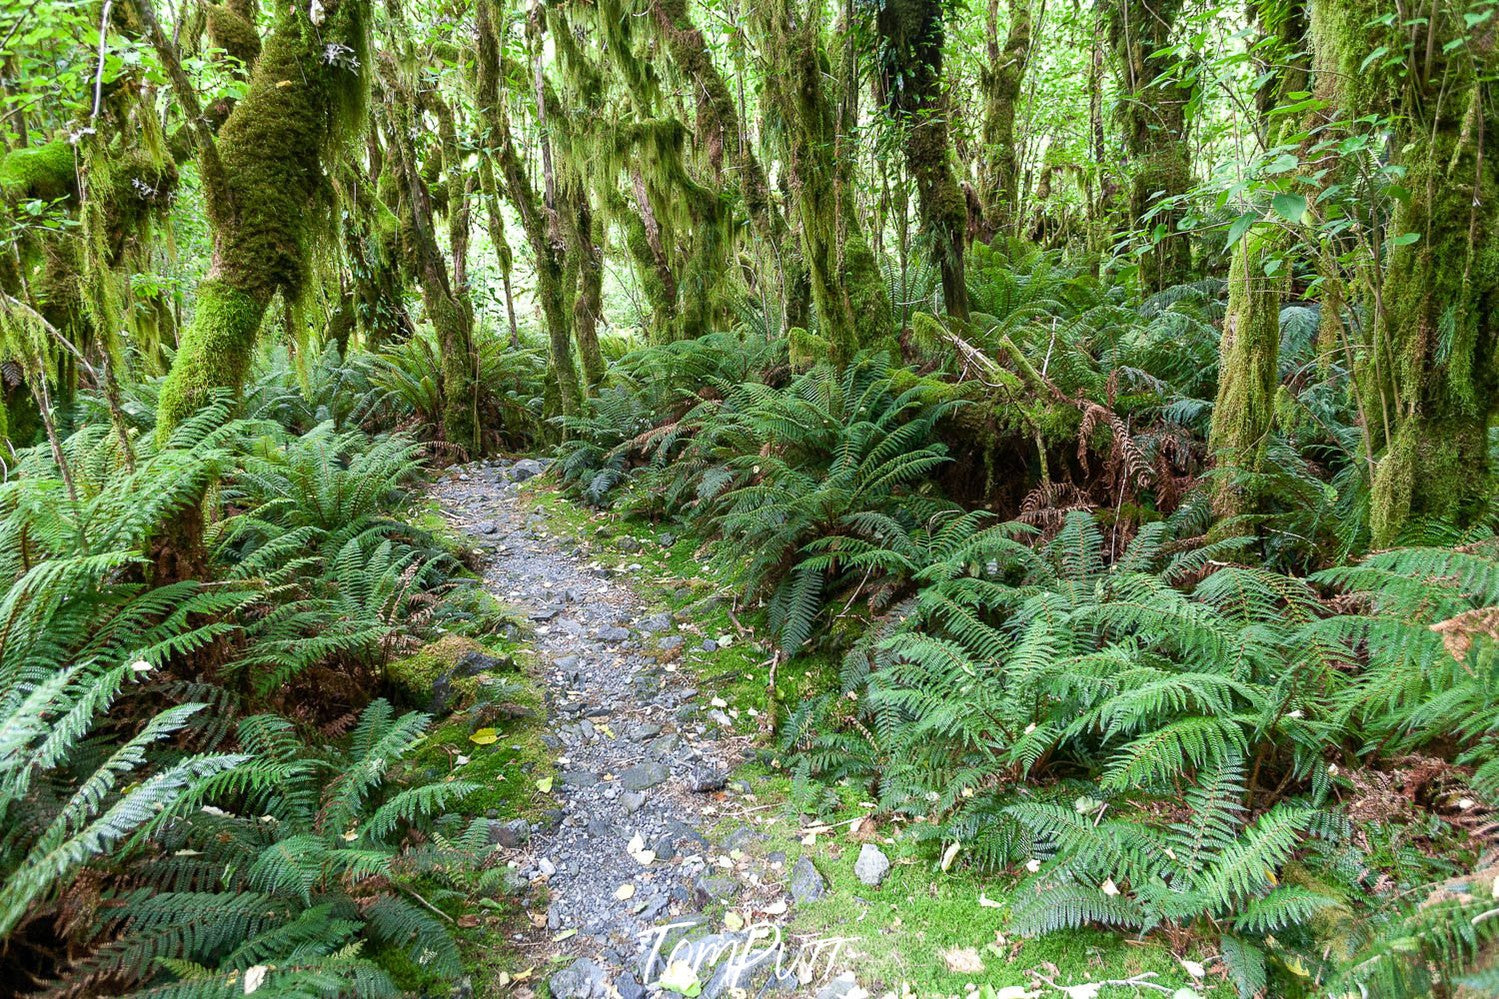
left=876, top=0, right=968, bottom=319
left=155, top=0, right=369, bottom=434
left=980, top=0, right=1032, bottom=241
left=380, top=78, right=479, bottom=454
left=566, top=185, right=607, bottom=387
left=474, top=0, right=580, bottom=415
left=648, top=0, right=809, bottom=333
left=1102, top=0, right=1193, bottom=292
left=1205, top=0, right=1311, bottom=515
left=1367, top=12, right=1499, bottom=544
left=751, top=0, right=889, bottom=365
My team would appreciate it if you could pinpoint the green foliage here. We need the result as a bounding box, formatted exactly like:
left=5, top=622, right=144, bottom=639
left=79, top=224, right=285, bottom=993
left=0, top=391, right=505, bottom=992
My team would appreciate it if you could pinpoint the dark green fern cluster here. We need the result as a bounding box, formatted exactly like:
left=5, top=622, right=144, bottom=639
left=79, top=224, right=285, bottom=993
left=0, top=398, right=503, bottom=995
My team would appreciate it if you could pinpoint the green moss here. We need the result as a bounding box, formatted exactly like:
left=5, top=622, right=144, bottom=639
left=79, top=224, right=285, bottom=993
left=0, top=140, right=77, bottom=203
left=157, top=279, right=264, bottom=424
left=387, top=634, right=497, bottom=706
left=157, top=0, right=369, bottom=435
left=156, top=279, right=263, bottom=433
left=1208, top=226, right=1287, bottom=515
left=205, top=2, right=261, bottom=70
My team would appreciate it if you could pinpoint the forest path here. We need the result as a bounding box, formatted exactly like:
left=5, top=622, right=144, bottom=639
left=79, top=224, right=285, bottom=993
left=435, top=459, right=810, bottom=999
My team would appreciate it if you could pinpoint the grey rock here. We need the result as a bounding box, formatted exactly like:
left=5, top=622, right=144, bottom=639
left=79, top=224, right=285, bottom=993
left=488, top=818, right=530, bottom=848
left=616, top=971, right=645, bottom=999
left=721, top=825, right=762, bottom=850
left=629, top=722, right=663, bottom=742
left=652, top=835, right=677, bottom=862
left=616, top=535, right=641, bottom=553
left=701, top=639, right=718, bottom=652
left=639, top=612, right=674, bottom=633
left=548, top=958, right=606, bottom=999
left=854, top=843, right=890, bottom=886
left=599, top=626, right=631, bottom=642
left=659, top=532, right=677, bottom=547
left=659, top=635, right=684, bottom=651
left=816, top=972, right=859, bottom=999
left=790, top=857, right=827, bottom=903
left=619, top=762, right=670, bottom=791
left=529, top=607, right=559, bottom=621
left=561, top=769, right=599, bottom=788
left=510, top=458, right=546, bottom=482
left=698, top=875, right=739, bottom=901
left=621, top=790, right=646, bottom=813
left=537, top=857, right=557, bottom=877
left=689, top=768, right=729, bottom=793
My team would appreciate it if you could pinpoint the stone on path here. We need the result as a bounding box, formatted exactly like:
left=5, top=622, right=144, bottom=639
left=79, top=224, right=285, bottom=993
left=619, top=762, right=669, bottom=791
left=549, top=958, right=607, bottom=998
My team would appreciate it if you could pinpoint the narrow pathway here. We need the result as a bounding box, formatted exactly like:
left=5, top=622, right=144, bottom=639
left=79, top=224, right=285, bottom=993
left=436, top=459, right=814, bottom=999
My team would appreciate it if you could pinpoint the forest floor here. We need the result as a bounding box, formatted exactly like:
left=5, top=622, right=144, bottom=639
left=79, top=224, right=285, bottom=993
left=431, top=462, right=1226, bottom=999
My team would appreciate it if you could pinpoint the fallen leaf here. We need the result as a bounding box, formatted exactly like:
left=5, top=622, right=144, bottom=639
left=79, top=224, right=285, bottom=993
left=457, top=913, right=480, bottom=928
left=244, top=965, right=269, bottom=994
left=659, top=959, right=702, bottom=996
left=724, top=911, right=744, bottom=930
left=614, top=883, right=635, bottom=900
left=469, top=728, right=498, bottom=745
left=763, top=899, right=787, bottom=915
left=552, top=928, right=577, bottom=942
left=941, top=947, right=985, bottom=974
left=1101, top=877, right=1120, bottom=896
left=941, top=840, right=961, bottom=872
left=994, top=988, right=1037, bottom=999
left=1180, top=958, right=1205, bottom=979
left=535, top=776, right=554, bottom=793
left=978, top=891, right=1003, bottom=909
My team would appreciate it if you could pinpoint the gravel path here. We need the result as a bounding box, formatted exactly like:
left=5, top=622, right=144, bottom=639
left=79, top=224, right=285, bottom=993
left=436, top=459, right=824, bottom=999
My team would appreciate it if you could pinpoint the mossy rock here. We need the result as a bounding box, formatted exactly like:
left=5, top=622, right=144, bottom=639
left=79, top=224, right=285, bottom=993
left=387, top=634, right=515, bottom=712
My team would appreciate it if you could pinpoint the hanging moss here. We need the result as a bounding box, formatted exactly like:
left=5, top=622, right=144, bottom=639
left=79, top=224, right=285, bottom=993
left=751, top=0, right=889, bottom=366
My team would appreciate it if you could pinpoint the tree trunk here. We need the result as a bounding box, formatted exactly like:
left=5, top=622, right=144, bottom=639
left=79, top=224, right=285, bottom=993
left=155, top=0, right=369, bottom=434
left=750, top=0, right=889, bottom=365
left=876, top=0, right=969, bottom=319
left=1101, top=0, right=1193, bottom=292
left=980, top=0, right=1032, bottom=241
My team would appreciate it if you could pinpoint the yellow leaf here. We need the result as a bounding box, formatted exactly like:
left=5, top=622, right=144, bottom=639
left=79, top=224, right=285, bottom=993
left=552, top=928, right=577, bottom=942
left=470, top=728, right=499, bottom=745
left=535, top=776, right=554, bottom=793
